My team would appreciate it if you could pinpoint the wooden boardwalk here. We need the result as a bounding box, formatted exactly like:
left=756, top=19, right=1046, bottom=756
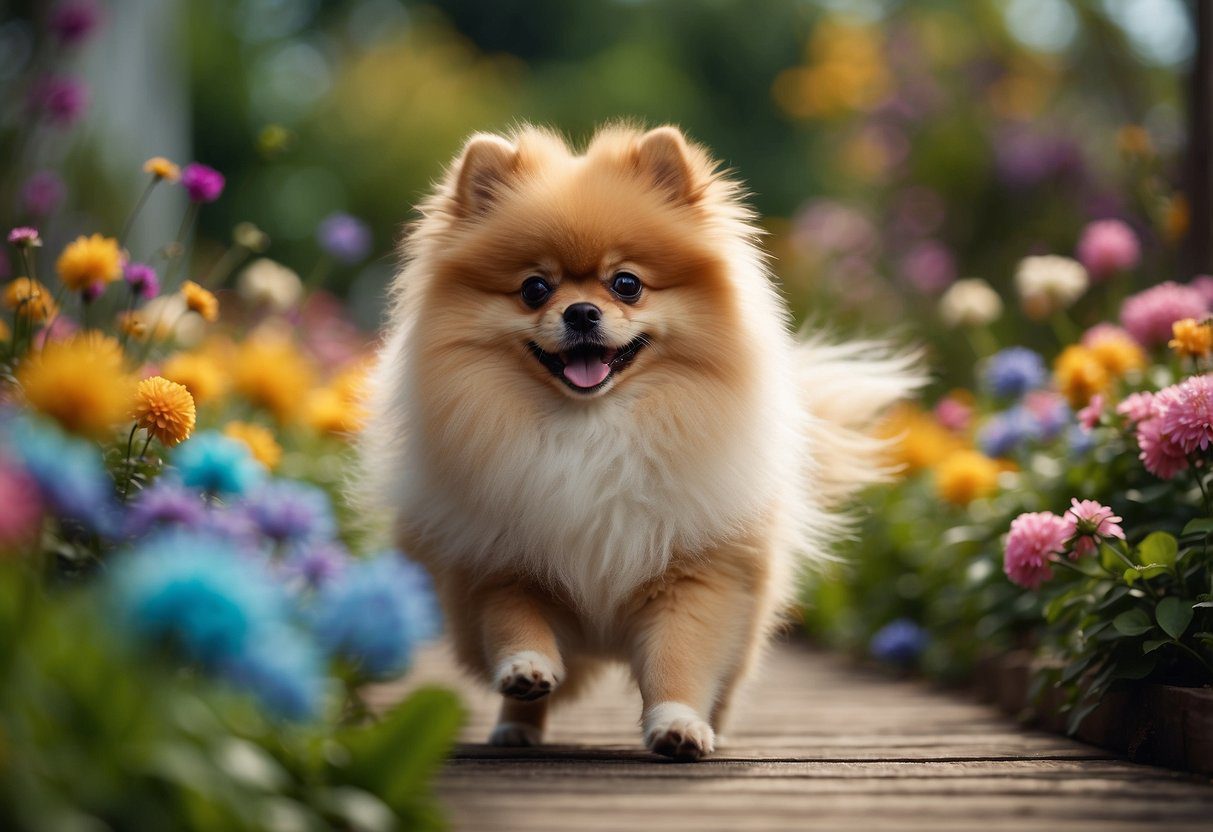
left=383, top=638, right=1213, bottom=831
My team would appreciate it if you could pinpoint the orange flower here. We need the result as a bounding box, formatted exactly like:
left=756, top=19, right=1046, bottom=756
left=143, top=156, right=180, bottom=182
left=224, top=421, right=282, bottom=470
left=56, top=234, right=124, bottom=291
left=1054, top=345, right=1110, bottom=408
left=18, top=334, right=135, bottom=438
left=180, top=280, right=219, bottom=323
left=131, top=376, right=196, bottom=446
left=4, top=277, right=57, bottom=322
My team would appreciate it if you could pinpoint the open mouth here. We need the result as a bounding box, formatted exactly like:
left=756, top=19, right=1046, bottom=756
left=527, top=336, right=647, bottom=393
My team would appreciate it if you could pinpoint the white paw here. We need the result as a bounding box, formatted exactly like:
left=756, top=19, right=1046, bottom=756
left=489, top=721, right=543, bottom=747
left=643, top=702, right=716, bottom=761
left=494, top=651, right=561, bottom=701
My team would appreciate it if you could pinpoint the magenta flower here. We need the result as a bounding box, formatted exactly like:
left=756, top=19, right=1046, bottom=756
left=50, top=0, right=101, bottom=45
left=7, top=227, right=41, bottom=248
left=1064, top=499, right=1125, bottom=559
left=21, top=171, right=66, bottom=216
left=1077, top=394, right=1104, bottom=431
left=124, top=262, right=159, bottom=299
left=1120, top=281, right=1209, bottom=346
left=1004, top=511, right=1074, bottom=589
left=1076, top=219, right=1140, bottom=280
left=80, top=281, right=105, bottom=303
left=0, top=459, right=43, bottom=551
left=29, top=76, right=88, bottom=127
left=899, top=239, right=957, bottom=294
left=181, top=163, right=225, bottom=203
left=1117, top=391, right=1155, bottom=425
left=934, top=395, right=973, bottom=433
left=1155, top=375, right=1213, bottom=454
left=1136, top=386, right=1189, bottom=480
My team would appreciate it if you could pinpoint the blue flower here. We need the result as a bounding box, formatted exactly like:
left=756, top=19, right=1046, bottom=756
left=982, top=347, right=1046, bottom=398
left=316, top=212, right=372, bottom=264
left=977, top=406, right=1039, bottom=457
left=174, top=432, right=264, bottom=496
left=311, top=553, right=439, bottom=680
left=3, top=414, right=117, bottom=535
left=245, top=480, right=336, bottom=546
left=870, top=619, right=927, bottom=666
left=124, top=479, right=208, bottom=538
left=110, top=531, right=284, bottom=668
left=1066, top=424, right=1096, bottom=456
left=285, top=541, right=348, bottom=592
left=221, top=625, right=326, bottom=721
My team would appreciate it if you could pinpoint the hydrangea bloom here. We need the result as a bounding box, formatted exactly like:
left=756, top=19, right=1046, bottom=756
left=1155, top=375, right=1213, bottom=454
left=317, top=213, right=372, bottom=264
left=1004, top=511, right=1074, bottom=589
left=174, top=432, right=264, bottom=496
left=124, top=480, right=208, bottom=538
left=245, top=480, right=336, bottom=545
left=1120, top=281, right=1208, bottom=346
left=869, top=619, right=927, bottom=665
left=197, top=504, right=263, bottom=551
left=3, top=415, right=116, bottom=534
left=285, top=541, right=348, bottom=591
left=220, top=626, right=325, bottom=721
left=110, top=531, right=285, bottom=667
left=978, top=406, right=1039, bottom=457
left=311, top=553, right=440, bottom=680
left=982, top=347, right=1046, bottom=398
left=1063, top=499, right=1125, bottom=559
left=181, top=163, right=225, bottom=203
left=1075, top=219, right=1140, bottom=280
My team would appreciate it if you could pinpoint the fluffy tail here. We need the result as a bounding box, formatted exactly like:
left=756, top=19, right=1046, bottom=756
left=796, top=339, right=926, bottom=507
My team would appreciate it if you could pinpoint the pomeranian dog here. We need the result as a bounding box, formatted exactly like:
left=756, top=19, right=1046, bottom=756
left=358, top=124, right=920, bottom=761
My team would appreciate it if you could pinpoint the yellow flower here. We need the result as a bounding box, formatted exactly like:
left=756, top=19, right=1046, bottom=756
left=18, top=333, right=136, bottom=438
left=935, top=450, right=1001, bottom=506
left=1169, top=318, right=1213, bottom=359
left=1054, top=345, right=1110, bottom=408
left=143, top=156, right=180, bottom=182
left=56, top=234, right=124, bottom=291
left=4, top=277, right=58, bottom=322
left=180, top=280, right=219, bottom=323
left=306, top=360, right=371, bottom=437
left=1086, top=329, right=1146, bottom=378
left=161, top=349, right=229, bottom=405
left=224, top=421, right=282, bottom=470
left=876, top=403, right=964, bottom=474
left=117, top=310, right=147, bottom=340
left=232, top=332, right=315, bottom=424
left=131, top=376, right=196, bottom=447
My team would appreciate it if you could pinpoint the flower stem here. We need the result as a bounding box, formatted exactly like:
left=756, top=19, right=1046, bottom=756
left=119, top=423, right=140, bottom=502
left=119, top=177, right=159, bottom=251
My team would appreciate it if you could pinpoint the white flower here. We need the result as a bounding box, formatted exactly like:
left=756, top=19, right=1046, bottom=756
left=1014, top=255, right=1088, bottom=320
left=939, top=278, right=1003, bottom=327
left=141, top=294, right=204, bottom=346
left=238, top=258, right=303, bottom=313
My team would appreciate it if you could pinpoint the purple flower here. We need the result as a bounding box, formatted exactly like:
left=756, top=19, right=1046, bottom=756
left=50, top=0, right=101, bottom=45
left=7, top=227, right=41, bottom=248
left=284, top=541, right=348, bottom=591
left=181, top=163, right=225, bottom=203
left=29, top=76, right=88, bottom=127
left=994, top=130, right=1083, bottom=189
left=899, top=239, right=956, bottom=294
left=317, top=213, right=372, bottom=264
left=870, top=619, right=927, bottom=666
left=81, top=281, right=104, bottom=303
left=124, top=262, right=159, bottom=299
left=22, top=171, right=66, bottom=216
left=125, top=480, right=208, bottom=538
left=198, top=505, right=263, bottom=552
left=245, top=481, right=336, bottom=545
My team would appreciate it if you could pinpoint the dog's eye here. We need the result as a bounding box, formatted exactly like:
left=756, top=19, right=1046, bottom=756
left=610, top=272, right=643, bottom=302
left=520, top=276, right=552, bottom=308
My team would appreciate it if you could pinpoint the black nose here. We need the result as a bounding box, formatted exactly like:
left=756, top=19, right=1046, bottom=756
left=563, top=302, right=602, bottom=333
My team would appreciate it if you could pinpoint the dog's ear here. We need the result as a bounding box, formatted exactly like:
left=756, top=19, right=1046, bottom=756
left=453, top=134, right=518, bottom=217
left=634, top=127, right=703, bottom=205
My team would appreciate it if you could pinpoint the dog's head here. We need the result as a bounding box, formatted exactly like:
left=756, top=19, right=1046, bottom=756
left=410, top=125, right=758, bottom=402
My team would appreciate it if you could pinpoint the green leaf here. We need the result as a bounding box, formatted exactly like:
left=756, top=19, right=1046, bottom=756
left=1139, top=564, right=1170, bottom=580
left=1113, top=608, right=1153, bottom=636
left=1156, top=597, right=1194, bottom=640
left=1123, top=567, right=1140, bottom=586
left=1142, top=638, right=1170, bottom=654
left=1182, top=518, right=1213, bottom=536
left=1138, top=532, right=1178, bottom=567
left=1113, top=653, right=1157, bottom=680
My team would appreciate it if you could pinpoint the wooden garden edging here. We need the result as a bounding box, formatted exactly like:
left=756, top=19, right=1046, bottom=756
left=975, top=650, right=1213, bottom=776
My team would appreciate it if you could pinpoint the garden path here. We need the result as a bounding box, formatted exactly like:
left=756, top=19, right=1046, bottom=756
left=381, top=638, right=1213, bottom=831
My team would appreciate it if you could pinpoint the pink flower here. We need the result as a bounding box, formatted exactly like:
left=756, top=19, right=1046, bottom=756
left=1191, top=275, right=1213, bottom=307
left=7, top=227, right=41, bottom=247
left=1064, top=498, right=1125, bottom=559
left=1117, top=391, right=1155, bottom=425
left=1077, top=394, right=1104, bottom=431
left=1081, top=322, right=1139, bottom=348
left=124, top=262, right=159, bottom=300
left=934, top=395, right=973, bottom=433
left=181, top=163, right=225, bottom=203
left=1136, top=386, right=1189, bottom=480
left=0, top=459, right=43, bottom=551
left=28, top=75, right=88, bottom=127
left=50, top=0, right=101, bottom=45
left=1155, top=375, right=1213, bottom=454
left=1004, top=511, right=1075, bottom=589
left=899, top=239, right=957, bottom=294
left=1076, top=219, right=1140, bottom=280
left=1120, top=281, right=1209, bottom=346
left=21, top=171, right=66, bottom=216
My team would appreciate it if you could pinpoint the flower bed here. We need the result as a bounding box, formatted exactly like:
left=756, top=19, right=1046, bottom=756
left=802, top=219, right=1213, bottom=770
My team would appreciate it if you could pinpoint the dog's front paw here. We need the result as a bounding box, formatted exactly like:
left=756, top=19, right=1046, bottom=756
left=489, top=720, right=544, bottom=747
left=494, top=651, right=561, bottom=701
left=643, top=702, right=716, bottom=762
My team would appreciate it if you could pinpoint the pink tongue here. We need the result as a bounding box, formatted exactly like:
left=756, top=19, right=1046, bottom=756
left=563, top=354, right=611, bottom=388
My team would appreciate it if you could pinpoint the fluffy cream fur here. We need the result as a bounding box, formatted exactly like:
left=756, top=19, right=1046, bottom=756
left=357, top=123, right=921, bottom=760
